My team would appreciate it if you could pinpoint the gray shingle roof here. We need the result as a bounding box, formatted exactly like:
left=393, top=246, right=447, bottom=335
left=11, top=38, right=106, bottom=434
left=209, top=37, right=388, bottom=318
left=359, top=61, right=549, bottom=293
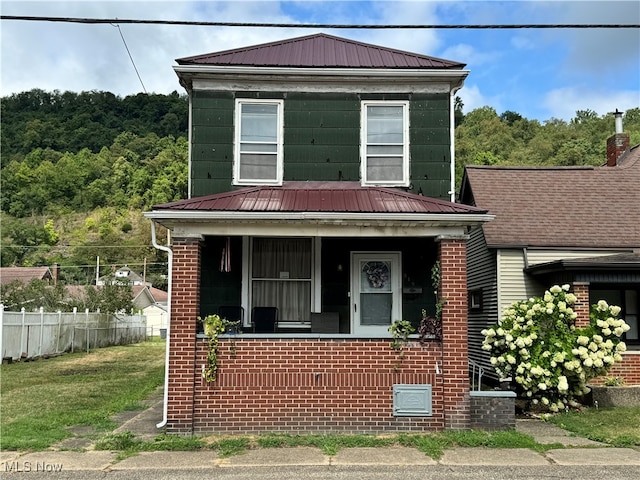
left=460, top=146, right=640, bottom=249
left=176, top=33, right=465, bottom=69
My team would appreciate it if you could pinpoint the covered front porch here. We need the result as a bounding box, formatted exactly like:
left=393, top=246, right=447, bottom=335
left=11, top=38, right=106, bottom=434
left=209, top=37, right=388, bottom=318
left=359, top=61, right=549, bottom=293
left=145, top=182, right=492, bottom=433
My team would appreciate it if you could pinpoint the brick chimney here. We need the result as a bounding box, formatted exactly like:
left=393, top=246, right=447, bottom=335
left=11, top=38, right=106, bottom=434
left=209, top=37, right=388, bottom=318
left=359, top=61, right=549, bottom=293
left=606, top=109, right=630, bottom=167
left=52, top=263, right=60, bottom=285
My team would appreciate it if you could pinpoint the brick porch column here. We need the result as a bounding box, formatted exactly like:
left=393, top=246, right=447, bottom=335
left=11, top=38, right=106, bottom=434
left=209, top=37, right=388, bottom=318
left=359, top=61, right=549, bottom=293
left=437, top=235, right=470, bottom=430
left=572, top=282, right=590, bottom=328
left=167, top=236, right=202, bottom=434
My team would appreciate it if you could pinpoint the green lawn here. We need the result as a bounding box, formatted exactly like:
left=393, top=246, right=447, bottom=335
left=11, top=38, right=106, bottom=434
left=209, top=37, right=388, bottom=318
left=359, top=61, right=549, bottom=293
left=0, top=341, right=165, bottom=450
left=546, top=406, right=640, bottom=447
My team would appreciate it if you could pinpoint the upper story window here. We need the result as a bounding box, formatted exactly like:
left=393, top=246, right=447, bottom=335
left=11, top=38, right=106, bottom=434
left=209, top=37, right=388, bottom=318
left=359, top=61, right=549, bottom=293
left=361, top=101, right=409, bottom=186
left=234, top=99, right=284, bottom=185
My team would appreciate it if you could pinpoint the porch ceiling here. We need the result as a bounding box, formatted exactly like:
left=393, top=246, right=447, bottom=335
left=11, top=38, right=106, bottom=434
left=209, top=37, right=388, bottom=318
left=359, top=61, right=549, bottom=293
left=145, top=182, right=492, bottom=237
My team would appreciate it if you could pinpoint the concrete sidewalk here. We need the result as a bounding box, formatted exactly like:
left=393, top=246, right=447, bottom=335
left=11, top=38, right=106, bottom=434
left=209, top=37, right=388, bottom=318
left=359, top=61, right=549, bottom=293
left=2, top=389, right=639, bottom=472
left=2, top=445, right=640, bottom=472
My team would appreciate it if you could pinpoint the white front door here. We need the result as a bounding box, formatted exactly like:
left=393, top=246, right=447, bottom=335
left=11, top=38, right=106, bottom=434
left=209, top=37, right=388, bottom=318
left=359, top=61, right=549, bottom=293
left=351, top=252, right=401, bottom=336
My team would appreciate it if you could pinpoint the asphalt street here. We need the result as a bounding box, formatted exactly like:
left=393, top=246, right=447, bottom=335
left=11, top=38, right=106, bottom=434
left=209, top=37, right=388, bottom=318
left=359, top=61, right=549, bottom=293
left=3, top=465, right=640, bottom=480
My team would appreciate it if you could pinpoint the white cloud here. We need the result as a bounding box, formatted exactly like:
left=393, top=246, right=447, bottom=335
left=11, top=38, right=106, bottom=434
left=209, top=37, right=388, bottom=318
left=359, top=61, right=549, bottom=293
left=543, top=86, right=640, bottom=121
left=440, top=43, right=499, bottom=67
left=458, top=83, right=504, bottom=116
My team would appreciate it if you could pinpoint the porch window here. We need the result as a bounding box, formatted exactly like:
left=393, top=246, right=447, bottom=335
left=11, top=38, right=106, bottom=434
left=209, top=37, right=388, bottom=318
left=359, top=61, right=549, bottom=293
left=234, top=99, right=283, bottom=185
left=361, top=101, right=409, bottom=186
left=590, top=287, right=639, bottom=345
left=251, top=238, right=312, bottom=326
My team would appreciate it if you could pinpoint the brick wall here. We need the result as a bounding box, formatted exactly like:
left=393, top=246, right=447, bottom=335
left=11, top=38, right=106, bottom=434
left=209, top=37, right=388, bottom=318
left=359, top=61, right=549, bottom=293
left=572, top=283, right=590, bottom=328
left=469, top=392, right=516, bottom=430
left=190, top=339, right=444, bottom=433
left=167, top=237, right=202, bottom=434
left=438, top=236, right=470, bottom=430
left=591, top=354, right=640, bottom=385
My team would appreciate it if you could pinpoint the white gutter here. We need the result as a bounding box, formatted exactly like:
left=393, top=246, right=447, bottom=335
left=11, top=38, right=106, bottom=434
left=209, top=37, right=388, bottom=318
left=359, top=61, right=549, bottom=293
left=150, top=222, right=172, bottom=429
left=174, top=64, right=469, bottom=83
left=449, top=85, right=464, bottom=202
left=144, top=210, right=492, bottom=224
left=187, top=94, right=193, bottom=198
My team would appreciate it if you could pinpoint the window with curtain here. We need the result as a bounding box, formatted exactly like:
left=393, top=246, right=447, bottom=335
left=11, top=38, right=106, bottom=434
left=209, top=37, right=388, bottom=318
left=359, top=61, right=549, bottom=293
left=251, top=238, right=312, bottom=324
left=361, top=101, right=409, bottom=186
left=235, top=100, right=283, bottom=184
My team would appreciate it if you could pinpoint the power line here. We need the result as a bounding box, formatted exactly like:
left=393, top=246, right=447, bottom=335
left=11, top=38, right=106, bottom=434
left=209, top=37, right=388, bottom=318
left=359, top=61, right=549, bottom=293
left=112, top=23, right=147, bottom=93
left=1, top=15, right=638, bottom=29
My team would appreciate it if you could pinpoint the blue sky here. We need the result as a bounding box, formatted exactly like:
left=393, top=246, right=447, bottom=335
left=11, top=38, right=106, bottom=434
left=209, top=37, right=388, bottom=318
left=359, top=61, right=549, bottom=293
left=1, top=0, right=638, bottom=121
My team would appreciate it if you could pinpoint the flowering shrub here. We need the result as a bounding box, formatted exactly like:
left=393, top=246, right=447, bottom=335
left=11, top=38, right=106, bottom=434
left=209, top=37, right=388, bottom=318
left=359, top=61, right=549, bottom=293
left=482, top=284, right=630, bottom=412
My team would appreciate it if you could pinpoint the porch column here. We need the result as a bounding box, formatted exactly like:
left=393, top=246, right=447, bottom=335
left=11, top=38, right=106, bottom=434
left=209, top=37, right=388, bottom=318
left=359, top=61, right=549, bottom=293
left=437, top=235, right=470, bottom=430
left=572, top=282, right=591, bottom=328
left=167, top=235, right=202, bottom=434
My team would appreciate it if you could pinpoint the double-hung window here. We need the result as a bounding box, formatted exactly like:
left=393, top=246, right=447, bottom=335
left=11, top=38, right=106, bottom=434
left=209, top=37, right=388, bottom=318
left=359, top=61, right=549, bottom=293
left=234, top=99, right=284, bottom=185
left=361, top=101, right=409, bottom=186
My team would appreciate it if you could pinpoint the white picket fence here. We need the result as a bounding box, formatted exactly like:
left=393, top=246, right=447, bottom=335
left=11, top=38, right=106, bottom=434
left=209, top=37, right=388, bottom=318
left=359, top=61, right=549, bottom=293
left=0, top=305, right=147, bottom=361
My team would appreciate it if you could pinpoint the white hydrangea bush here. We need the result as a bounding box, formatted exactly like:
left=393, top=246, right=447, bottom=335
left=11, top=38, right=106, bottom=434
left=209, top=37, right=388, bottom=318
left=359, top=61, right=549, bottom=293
left=482, top=284, right=629, bottom=412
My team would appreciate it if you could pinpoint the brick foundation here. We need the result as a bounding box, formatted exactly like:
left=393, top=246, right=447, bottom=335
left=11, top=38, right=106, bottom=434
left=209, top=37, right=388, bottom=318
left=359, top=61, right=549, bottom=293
left=189, top=338, right=444, bottom=434
left=470, top=391, right=516, bottom=431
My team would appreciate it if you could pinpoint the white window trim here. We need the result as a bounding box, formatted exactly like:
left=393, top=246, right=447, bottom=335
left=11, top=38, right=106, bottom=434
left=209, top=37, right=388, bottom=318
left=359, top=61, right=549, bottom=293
left=233, top=98, right=284, bottom=186
left=360, top=100, right=410, bottom=187
left=245, top=236, right=315, bottom=329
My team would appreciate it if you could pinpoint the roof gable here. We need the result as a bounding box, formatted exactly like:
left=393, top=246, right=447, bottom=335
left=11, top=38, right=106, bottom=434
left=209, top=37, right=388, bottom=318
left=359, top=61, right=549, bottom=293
left=0, top=267, right=53, bottom=285
left=462, top=146, right=640, bottom=248
left=152, top=182, right=486, bottom=215
left=176, top=33, right=465, bottom=70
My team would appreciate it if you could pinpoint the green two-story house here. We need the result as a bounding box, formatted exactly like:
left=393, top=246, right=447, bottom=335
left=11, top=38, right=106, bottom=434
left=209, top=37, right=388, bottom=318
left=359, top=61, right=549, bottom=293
left=145, top=33, right=492, bottom=434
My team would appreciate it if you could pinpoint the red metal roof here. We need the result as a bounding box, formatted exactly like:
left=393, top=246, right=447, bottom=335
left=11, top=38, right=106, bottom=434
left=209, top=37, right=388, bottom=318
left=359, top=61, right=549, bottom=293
left=152, top=182, right=486, bottom=215
left=176, top=33, right=465, bottom=70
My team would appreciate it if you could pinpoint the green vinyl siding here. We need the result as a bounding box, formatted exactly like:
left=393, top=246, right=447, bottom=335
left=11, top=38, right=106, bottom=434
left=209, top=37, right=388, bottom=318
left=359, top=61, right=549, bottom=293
left=409, top=94, right=451, bottom=199
left=284, top=93, right=360, bottom=182
left=190, top=90, right=451, bottom=199
left=191, top=91, right=235, bottom=195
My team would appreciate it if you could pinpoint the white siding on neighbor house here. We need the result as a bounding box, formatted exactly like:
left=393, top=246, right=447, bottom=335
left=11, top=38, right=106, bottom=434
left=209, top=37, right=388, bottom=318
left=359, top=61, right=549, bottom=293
left=466, top=226, right=498, bottom=381
left=497, top=249, right=628, bottom=313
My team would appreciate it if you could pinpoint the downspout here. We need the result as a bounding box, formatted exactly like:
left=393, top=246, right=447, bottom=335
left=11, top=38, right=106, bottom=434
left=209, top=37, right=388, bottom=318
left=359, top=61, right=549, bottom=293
left=449, top=86, right=463, bottom=203
left=151, top=221, right=172, bottom=429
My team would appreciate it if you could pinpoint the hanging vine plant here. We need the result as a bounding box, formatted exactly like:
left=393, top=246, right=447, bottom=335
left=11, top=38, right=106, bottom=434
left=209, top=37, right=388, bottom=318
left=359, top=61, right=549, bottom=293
left=199, top=314, right=239, bottom=383
left=389, top=319, right=415, bottom=370
left=418, top=261, right=445, bottom=344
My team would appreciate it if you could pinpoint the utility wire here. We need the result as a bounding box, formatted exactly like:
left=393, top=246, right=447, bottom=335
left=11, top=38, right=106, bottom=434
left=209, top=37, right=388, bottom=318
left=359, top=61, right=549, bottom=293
left=1, top=15, right=638, bottom=29
left=113, top=22, right=147, bottom=93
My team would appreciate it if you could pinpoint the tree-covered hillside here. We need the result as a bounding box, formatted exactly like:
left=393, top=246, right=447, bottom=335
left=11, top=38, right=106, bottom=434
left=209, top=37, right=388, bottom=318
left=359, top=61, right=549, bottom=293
left=1, top=89, right=638, bottom=289
left=1, top=89, right=188, bottom=164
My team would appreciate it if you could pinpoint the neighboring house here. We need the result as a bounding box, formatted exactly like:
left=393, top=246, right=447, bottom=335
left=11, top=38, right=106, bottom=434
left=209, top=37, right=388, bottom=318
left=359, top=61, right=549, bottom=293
left=145, top=33, right=492, bottom=434
left=97, top=266, right=149, bottom=286
left=0, top=266, right=56, bottom=286
left=132, top=285, right=168, bottom=336
left=459, top=115, right=640, bottom=385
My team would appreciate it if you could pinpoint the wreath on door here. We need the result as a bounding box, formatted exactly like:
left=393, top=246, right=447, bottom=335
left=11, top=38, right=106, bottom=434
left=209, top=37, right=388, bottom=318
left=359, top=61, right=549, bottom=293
left=363, top=261, right=390, bottom=289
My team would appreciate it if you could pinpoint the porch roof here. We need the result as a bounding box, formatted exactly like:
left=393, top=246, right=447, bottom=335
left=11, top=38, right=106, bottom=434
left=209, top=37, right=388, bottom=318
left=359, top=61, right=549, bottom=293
left=145, top=182, right=492, bottom=238
left=525, top=252, right=640, bottom=276
left=152, top=182, right=487, bottom=214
